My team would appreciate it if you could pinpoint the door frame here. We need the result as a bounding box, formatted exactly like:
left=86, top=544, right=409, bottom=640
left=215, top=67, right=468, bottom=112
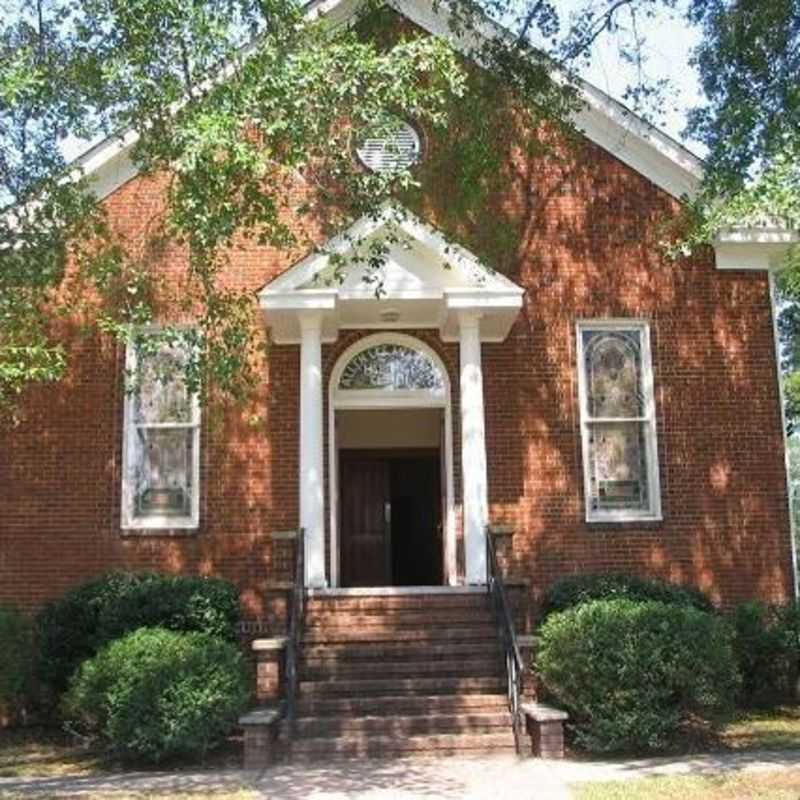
left=328, top=333, right=456, bottom=588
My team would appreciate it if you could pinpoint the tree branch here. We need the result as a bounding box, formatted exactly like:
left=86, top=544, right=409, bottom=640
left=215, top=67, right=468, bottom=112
left=516, top=0, right=546, bottom=47
left=563, top=0, right=637, bottom=61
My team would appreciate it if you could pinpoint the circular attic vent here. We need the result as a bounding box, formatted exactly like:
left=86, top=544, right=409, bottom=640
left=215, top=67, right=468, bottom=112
left=356, top=118, right=421, bottom=173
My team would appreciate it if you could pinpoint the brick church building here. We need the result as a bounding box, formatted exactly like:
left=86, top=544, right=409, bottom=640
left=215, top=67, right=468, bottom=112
left=2, top=0, right=798, bottom=626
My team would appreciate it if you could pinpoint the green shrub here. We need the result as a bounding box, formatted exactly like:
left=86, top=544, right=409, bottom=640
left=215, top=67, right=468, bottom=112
left=63, top=627, right=249, bottom=763
left=536, top=599, right=739, bottom=753
left=731, top=601, right=799, bottom=705
left=539, top=573, right=714, bottom=620
left=778, top=601, right=800, bottom=696
left=0, top=606, right=34, bottom=723
left=36, top=573, right=240, bottom=695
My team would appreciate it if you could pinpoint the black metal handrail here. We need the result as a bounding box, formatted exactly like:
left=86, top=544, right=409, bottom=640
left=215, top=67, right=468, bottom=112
left=285, top=528, right=305, bottom=748
left=486, top=529, right=525, bottom=754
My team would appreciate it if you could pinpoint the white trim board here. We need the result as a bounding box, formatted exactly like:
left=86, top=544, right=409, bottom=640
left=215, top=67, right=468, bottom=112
left=306, top=585, right=486, bottom=597
left=70, top=0, right=705, bottom=205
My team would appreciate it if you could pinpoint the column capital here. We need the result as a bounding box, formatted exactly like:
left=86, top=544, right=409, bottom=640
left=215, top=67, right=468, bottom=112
left=457, top=310, right=483, bottom=332
left=297, top=311, right=324, bottom=333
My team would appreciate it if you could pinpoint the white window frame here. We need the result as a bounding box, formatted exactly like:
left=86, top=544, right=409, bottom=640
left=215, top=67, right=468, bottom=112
left=121, top=331, right=201, bottom=531
left=576, top=319, right=662, bottom=523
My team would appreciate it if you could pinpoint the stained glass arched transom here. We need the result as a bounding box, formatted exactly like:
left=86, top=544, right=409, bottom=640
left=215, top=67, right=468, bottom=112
left=338, top=343, right=444, bottom=392
left=583, top=331, right=644, bottom=418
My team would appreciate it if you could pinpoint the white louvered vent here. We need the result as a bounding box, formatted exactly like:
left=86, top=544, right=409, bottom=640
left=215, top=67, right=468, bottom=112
left=356, top=119, right=421, bottom=173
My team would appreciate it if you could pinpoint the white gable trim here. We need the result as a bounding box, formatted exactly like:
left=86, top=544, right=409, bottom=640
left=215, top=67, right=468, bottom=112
left=70, top=0, right=705, bottom=204
left=386, top=0, right=703, bottom=200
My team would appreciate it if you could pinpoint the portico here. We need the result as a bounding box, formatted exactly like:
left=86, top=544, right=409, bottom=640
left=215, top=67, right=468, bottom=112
left=259, top=206, right=523, bottom=588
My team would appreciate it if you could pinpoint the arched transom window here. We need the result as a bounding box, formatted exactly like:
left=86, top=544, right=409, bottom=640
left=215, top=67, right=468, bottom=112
left=338, top=343, right=444, bottom=392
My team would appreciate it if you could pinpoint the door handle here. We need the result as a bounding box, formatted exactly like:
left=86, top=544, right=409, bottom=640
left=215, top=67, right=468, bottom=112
left=384, top=501, right=391, bottom=525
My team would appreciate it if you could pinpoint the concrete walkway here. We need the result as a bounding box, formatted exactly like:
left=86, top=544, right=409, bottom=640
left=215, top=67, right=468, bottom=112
left=550, top=748, right=800, bottom=785
left=0, top=756, right=570, bottom=799
left=2, top=750, right=799, bottom=799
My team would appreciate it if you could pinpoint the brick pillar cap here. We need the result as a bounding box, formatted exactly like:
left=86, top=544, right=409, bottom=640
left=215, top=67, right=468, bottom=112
left=521, top=702, right=569, bottom=722
left=239, top=706, right=282, bottom=726
left=252, top=637, right=288, bottom=652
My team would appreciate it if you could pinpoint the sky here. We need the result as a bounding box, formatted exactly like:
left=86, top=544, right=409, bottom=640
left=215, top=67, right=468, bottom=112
left=550, top=1, right=705, bottom=153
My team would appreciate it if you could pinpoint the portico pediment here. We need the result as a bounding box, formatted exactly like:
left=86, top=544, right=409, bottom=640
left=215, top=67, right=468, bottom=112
left=258, top=204, right=524, bottom=344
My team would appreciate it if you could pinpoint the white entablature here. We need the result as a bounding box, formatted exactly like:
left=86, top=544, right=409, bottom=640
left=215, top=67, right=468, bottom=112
left=258, top=204, right=524, bottom=345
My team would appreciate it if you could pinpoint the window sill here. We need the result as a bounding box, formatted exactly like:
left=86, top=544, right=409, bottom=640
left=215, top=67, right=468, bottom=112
left=121, top=521, right=199, bottom=536
left=585, top=514, right=664, bottom=527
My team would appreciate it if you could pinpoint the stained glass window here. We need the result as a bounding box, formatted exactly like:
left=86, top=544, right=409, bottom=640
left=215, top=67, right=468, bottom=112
left=578, top=325, right=660, bottom=520
left=123, top=336, right=200, bottom=528
left=339, top=344, right=444, bottom=392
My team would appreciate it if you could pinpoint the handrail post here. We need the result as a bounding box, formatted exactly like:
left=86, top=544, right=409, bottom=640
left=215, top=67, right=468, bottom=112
left=485, top=527, right=525, bottom=754
left=285, top=528, right=305, bottom=753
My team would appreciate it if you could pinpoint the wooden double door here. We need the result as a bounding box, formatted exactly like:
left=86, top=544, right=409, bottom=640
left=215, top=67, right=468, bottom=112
left=339, top=449, right=443, bottom=587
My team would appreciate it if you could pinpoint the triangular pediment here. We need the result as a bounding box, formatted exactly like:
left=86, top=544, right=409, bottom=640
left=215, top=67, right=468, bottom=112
left=259, top=204, right=524, bottom=344
left=295, top=231, right=479, bottom=295
left=264, top=204, right=516, bottom=297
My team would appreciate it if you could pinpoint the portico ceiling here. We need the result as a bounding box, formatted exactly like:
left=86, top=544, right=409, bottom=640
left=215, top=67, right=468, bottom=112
left=258, top=205, right=524, bottom=344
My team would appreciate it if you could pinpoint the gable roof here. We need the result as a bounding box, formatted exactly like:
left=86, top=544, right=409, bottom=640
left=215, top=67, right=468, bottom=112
left=74, top=0, right=704, bottom=204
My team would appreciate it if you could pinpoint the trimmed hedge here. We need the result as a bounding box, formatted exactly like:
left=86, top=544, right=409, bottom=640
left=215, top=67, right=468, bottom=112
left=36, top=573, right=240, bottom=695
left=540, top=573, right=714, bottom=620
left=0, top=606, right=34, bottom=724
left=536, top=599, right=739, bottom=753
left=63, top=627, right=249, bottom=763
left=731, top=601, right=800, bottom=705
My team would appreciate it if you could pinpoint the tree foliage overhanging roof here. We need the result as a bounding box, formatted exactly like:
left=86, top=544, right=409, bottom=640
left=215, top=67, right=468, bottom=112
left=0, top=0, right=798, bottom=421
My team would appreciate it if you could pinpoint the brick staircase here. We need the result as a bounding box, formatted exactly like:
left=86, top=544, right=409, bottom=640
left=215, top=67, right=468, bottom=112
left=285, top=588, right=517, bottom=760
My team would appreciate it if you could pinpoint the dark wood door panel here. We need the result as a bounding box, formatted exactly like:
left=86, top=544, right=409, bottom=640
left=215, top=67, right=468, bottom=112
left=390, top=455, right=442, bottom=586
left=339, top=454, right=391, bottom=587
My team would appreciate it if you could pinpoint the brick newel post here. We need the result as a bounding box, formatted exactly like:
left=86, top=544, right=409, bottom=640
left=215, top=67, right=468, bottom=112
left=252, top=637, right=287, bottom=703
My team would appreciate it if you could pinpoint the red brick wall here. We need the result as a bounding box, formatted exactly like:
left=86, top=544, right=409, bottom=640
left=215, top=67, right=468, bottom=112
left=0, top=128, right=794, bottom=618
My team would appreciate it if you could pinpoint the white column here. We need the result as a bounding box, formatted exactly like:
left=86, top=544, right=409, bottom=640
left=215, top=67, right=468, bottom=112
left=299, top=313, right=326, bottom=587
left=459, top=311, right=489, bottom=584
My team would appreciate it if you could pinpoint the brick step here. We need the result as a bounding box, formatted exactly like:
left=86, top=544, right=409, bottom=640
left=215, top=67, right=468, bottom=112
left=300, top=656, right=502, bottom=681
left=303, top=593, right=492, bottom=613
left=287, top=731, right=517, bottom=760
left=293, top=711, right=513, bottom=738
left=299, top=675, right=506, bottom=697
left=301, top=641, right=502, bottom=664
left=303, top=608, right=496, bottom=627
left=302, top=626, right=497, bottom=645
left=296, top=692, right=509, bottom=717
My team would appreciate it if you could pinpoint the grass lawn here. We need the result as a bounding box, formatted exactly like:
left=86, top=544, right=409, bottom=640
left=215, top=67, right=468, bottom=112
left=719, top=706, right=800, bottom=751
left=572, top=770, right=800, bottom=800
left=563, top=705, right=800, bottom=760
left=0, top=727, right=109, bottom=779
left=0, top=726, right=243, bottom=779
left=570, top=706, right=800, bottom=800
